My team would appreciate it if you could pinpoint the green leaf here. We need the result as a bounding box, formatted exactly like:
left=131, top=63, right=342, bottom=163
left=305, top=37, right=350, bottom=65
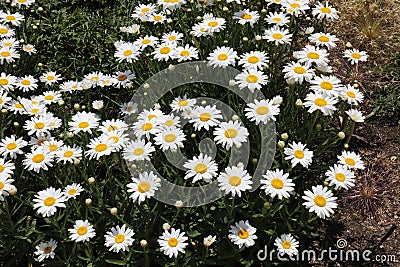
left=104, top=259, right=126, bottom=265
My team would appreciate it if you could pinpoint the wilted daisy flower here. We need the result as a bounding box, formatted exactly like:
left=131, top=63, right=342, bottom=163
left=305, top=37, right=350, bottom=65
left=245, top=99, right=280, bottom=124
left=325, top=164, right=355, bottom=189
left=238, top=51, right=269, bottom=70
left=263, top=26, right=292, bottom=45
left=207, top=46, right=237, bottom=68
left=190, top=105, right=223, bottom=131
left=0, top=135, right=27, bottom=159
left=218, top=165, right=253, bottom=197
left=114, top=42, right=140, bottom=63
left=344, top=49, right=368, bottom=65
left=23, top=147, right=53, bottom=173
left=203, top=235, right=217, bottom=247
left=0, top=72, right=17, bottom=90
left=0, top=24, right=15, bottom=38
left=214, top=120, right=249, bottom=150
left=235, top=69, right=268, bottom=92
left=127, top=171, right=161, bottom=204
left=0, top=46, right=19, bottom=64
left=153, top=42, right=176, bottom=61
left=294, top=45, right=329, bottom=67
left=154, top=126, right=186, bottom=151
left=337, top=151, right=365, bottom=170
left=304, top=92, right=338, bottom=116
left=34, top=239, right=57, bottom=262
left=64, top=183, right=84, bottom=199
left=85, top=136, right=115, bottom=160
left=158, top=228, right=188, bottom=258
left=312, top=2, right=339, bottom=20
left=0, top=176, right=14, bottom=201
left=282, top=0, right=310, bottom=16
left=114, top=70, right=135, bottom=88
left=184, top=153, right=218, bottom=183
left=284, top=141, right=313, bottom=168
left=170, top=95, right=196, bottom=112
left=68, top=220, right=96, bottom=242
left=260, top=169, right=295, bottom=199
left=283, top=62, right=315, bottom=84
left=345, top=109, right=365, bottom=123
left=274, top=233, right=299, bottom=256
left=134, top=35, right=158, bottom=49
left=340, top=85, right=364, bottom=105
left=172, top=44, right=199, bottom=62
left=92, top=100, right=104, bottom=110
left=120, top=101, right=138, bottom=115
left=123, top=139, right=155, bottom=162
left=104, top=225, right=135, bottom=253
left=228, top=220, right=257, bottom=249
left=309, top=32, right=339, bottom=49
left=309, top=75, right=343, bottom=97
left=302, top=185, right=338, bottom=219
left=265, top=12, right=290, bottom=26
left=233, top=9, right=260, bottom=27
left=33, top=187, right=67, bottom=217
left=22, top=44, right=36, bottom=55
left=69, top=111, right=100, bottom=134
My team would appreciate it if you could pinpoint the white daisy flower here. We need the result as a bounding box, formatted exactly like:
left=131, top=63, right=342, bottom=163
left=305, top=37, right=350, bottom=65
left=202, top=17, right=226, bottom=33
left=0, top=135, right=27, bottom=159
left=260, top=169, right=295, bottom=199
left=120, top=101, right=138, bottom=115
left=218, top=165, right=253, bottom=197
left=134, top=35, right=159, bottom=49
left=344, top=49, right=369, bottom=65
left=68, top=220, right=96, bottom=243
left=304, top=92, right=338, bottom=116
left=183, top=153, right=218, bottom=183
left=345, top=109, right=365, bottom=123
left=0, top=11, right=24, bottom=26
left=340, top=85, right=364, bottom=105
left=309, top=32, right=339, bottom=49
left=274, top=233, right=299, bottom=256
left=114, top=42, right=140, bottom=63
left=149, top=13, right=167, bottom=24
left=0, top=176, right=14, bottom=201
left=123, top=139, right=155, bottom=162
left=15, top=75, right=37, bottom=92
left=158, top=0, right=186, bottom=10
left=325, top=164, right=356, bottom=190
left=214, top=120, right=249, bottom=150
left=284, top=141, right=313, bottom=168
left=133, top=118, right=160, bottom=139
left=265, top=12, right=290, bottom=26
left=302, top=185, right=338, bottom=219
left=104, top=225, right=135, bottom=253
left=235, top=69, right=268, bottom=92
left=245, top=99, right=280, bottom=125
left=172, top=44, right=199, bottom=62
left=114, top=70, right=135, bottom=88
left=127, top=171, right=161, bottom=204
left=85, top=136, right=116, bottom=160
left=207, top=46, right=237, bottom=68
left=0, top=72, right=17, bottom=90
left=64, top=183, right=84, bottom=199
left=22, top=44, right=36, bottom=55
left=282, top=62, right=315, bottom=85
left=102, top=130, right=129, bottom=151
left=153, top=42, right=176, bottom=61
left=263, top=26, right=293, bottom=45
left=23, top=147, right=54, bottom=173
left=337, top=151, right=365, bottom=170
left=33, top=187, right=67, bottom=217
left=0, top=24, right=14, bottom=38
left=309, top=75, right=343, bottom=97
left=238, top=51, right=269, bottom=70
left=228, top=220, right=257, bottom=249
left=158, top=228, right=188, bottom=258
left=312, top=2, right=339, bottom=20
left=0, top=46, right=19, bottom=64
left=233, top=9, right=260, bottom=27
left=34, top=239, right=57, bottom=262
left=162, top=31, right=184, bottom=43
left=154, top=126, right=186, bottom=151
left=55, top=145, right=82, bottom=164
left=170, top=95, right=196, bottom=112
left=69, top=111, right=100, bottom=135
left=282, top=0, right=310, bottom=16
left=294, top=45, right=329, bottom=67
left=189, top=105, right=223, bottom=131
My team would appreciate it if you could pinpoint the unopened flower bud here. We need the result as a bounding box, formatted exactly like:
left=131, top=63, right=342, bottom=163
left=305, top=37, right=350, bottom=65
left=277, top=140, right=285, bottom=148
left=338, top=132, right=345, bottom=139
left=110, top=207, right=118, bottom=215
left=140, top=240, right=148, bottom=248
left=281, top=133, right=289, bottom=140
left=85, top=198, right=92, bottom=206
left=163, top=223, right=171, bottom=231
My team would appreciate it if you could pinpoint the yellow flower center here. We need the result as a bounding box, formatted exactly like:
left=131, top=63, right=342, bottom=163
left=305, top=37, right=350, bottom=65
left=164, top=134, right=177, bottom=142
left=208, top=21, right=218, bottom=27
left=238, top=229, right=249, bottom=239
left=247, top=56, right=259, bottom=64
left=160, top=47, right=171, bottom=54
left=168, top=36, right=177, bottom=41
left=307, top=52, right=320, bottom=59
left=0, top=182, right=4, bottom=190
left=108, top=125, right=119, bottom=132
left=49, top=144, right=58, bottom=152
left=138, top=181, right=151, bottom=193
left=290, top=3, right=300, bottom=8
left=224, top=128, right=238, bottom=138
left=229, top=176, right=242, bottom=186
left=4, top=42, right=12, bottom=47
left=294, top=66, right=306, bottom=74
left=271, top=178, right=284, bottom=189
left=0, top=51, right=11, bottom=57
left=44, top=95, right=54, bottom=100
left=109, top=136, right=119, bottom=143
left=32, top=154, right=45, bottom=163
left=142, top=7, right=150, bottom=12
left=165, top=120, right=174, bottom=127
left=15, top=103, right=23, bottom=109
left=272, top=33, right=283, bottom=39
left=168, top=237, right=179, bottom=247
left=199, top=112, right=211, bottom=122
left=21, top=80, right=31, bottom=85
left=320, top=81, right=333, bottom=90
left=272, top=17, right=282, bottom=22
left=133, top=148, right=145, bottom=156
left=320, top=7, right=331, bottom=13
left=241, top=13, right=252, bottom=20
left=0, top=28, right=8, bottom=34
left=142, top=123, right=153, bottom=131
left=294, top=150, right=304, bottom=159
left=114, top=234, right=125, bottom=244
left=314, top=195, right=327, bottom=207
left=346, top=91, right=356, bottom=98
left=154, top=15, right=162, bottom=21
left=314, top=98, right=328, bottom=107
left=180, top=50, right=190, bottom=57
left=148, top=114, right=157, bottom=120
left=318, top=36, right=329, bottom=42
left=95, top=144, right=108, bottom=152
left=246, top=74, right=259, bottom=83
left=256, top=106, right=269, bottom=115
left=6, top=15, right=16, bottom=21
left=0, top=165, right=3, bottom=173
left=194, top=163, right=208, bottom=174
left=47, top=75, right=55, bottom=81
left=282, top=241, right=292, bottom=249
left=68, top=189, right=77, bottom=196
left=335, top=173, right=346, bottom=182
left=6, top=142, right=17, bottom=150
left=178, top=100, right=188, bottom=106
left=0, top=78, right=8, bottom=85
left=44, top=197, right=56, bottom=206
left=31, top=108, right=39, bottom=114
left=77, top=226, right=88, bottom=235
left=43, top=246, right=52, bottom=254
left=351, top=53, right=361, bottom=59
left=64, top=151, right=74, bottom=158
left=123, top=50, right=132, bottom=57
left=345, top=158, right=356, bottom=166
left=141, top=39, right=151, bottom=45
left=78, top=122, right=89, bottom=129
left=118, top=74, right=128, bottom=81
left=217, top=53, right=228, bottom=61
